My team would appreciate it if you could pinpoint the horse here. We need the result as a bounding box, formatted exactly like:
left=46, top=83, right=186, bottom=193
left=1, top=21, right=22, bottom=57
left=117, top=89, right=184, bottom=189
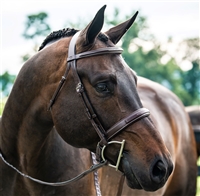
left=0, top=5, right=194, bottom=196
left=99, top=77, right=198, bottom=196
left=186, top=105, right=200, bottom=157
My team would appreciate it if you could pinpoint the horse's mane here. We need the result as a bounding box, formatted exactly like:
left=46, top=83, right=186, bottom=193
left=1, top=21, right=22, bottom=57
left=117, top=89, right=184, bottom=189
left=38, top=28, right=78, bottom=51
left=39, top=27, right=109, bottom=51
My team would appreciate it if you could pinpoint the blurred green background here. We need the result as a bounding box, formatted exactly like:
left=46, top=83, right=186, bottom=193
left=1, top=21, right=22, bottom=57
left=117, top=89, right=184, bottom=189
left=1, top=5, right=199, bottom=108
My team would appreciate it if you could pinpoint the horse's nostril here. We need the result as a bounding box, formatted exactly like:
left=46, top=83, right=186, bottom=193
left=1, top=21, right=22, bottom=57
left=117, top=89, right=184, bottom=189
left=151, top=160, right=167, bottom=184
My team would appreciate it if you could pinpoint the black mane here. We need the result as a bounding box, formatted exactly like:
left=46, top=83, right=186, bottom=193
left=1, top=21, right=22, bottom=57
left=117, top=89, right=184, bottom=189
left=38, top=28, right=78, bottom=51
left=39, top=28, right=109, bottom=51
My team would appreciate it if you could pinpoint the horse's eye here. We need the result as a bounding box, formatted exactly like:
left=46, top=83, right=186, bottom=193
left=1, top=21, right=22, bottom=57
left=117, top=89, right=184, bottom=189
left=95, top=83, right=109, bottom=93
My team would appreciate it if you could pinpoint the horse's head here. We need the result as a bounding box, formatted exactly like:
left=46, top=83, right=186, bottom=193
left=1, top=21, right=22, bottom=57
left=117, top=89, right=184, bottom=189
left=49, top=5, right=173, bottom=191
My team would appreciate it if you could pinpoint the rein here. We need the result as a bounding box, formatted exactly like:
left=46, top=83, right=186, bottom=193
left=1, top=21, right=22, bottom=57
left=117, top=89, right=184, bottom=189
left=0, top=151, right=106, bottom=186
left=0, top=31, right=150, bottom=194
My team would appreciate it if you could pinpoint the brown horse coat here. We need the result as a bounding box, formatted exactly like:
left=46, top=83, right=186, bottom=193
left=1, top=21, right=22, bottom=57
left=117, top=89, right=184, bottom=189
left=0, top=5, right=195, bottom=196
left=99, top=77, right=197, bottom=196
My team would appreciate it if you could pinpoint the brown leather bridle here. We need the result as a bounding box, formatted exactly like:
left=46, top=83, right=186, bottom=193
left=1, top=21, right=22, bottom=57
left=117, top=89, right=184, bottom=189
left=0, top=31, right=150, bottom=190
left=48, top=31, right=150, bottom=164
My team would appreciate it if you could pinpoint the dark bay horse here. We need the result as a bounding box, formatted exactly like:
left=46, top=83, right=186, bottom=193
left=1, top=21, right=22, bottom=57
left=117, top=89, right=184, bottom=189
left=0, top=5, right=195, bottom=196
left=99, top=77, right=197, bottom=195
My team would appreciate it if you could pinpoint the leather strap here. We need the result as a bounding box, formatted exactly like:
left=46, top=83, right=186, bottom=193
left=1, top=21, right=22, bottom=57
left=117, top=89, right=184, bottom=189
left=0, top=151, right=107, bottom=187
left=48, top=65, right=71, bottom=111
left=67, top=31, right=124, bottom=147
left=106, top=108, right=150, bottom=142
left=67, top=31, right=123, bottom=62
left=69, top=59, right=107, bottom=145
left=49, top=30, right=150, bottom=164
left=2, top=29, right=151, bottom=192
left=68, top=47, right=123, bottom=61
left=67, top=32, right=150, bottom=161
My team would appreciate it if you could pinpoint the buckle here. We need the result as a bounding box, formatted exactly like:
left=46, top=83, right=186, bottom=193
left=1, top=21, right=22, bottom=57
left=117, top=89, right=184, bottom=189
left=76, top=82, right=84, bottom=93
left=101, top=140, right=125, bottom=171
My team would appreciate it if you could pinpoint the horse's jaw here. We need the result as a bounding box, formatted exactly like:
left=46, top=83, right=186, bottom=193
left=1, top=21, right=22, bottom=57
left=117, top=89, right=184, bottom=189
left=121, top=153, right=173, bottom=192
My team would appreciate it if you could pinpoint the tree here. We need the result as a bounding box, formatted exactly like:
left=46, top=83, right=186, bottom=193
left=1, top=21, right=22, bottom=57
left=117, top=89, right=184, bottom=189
left=180, top=38, right=200, bottom=105
left=1, top=12, right=52, bottom=98
left=22, top=12, right=51, bottom=61
left=2, top=9, right=198, bottom=106
left=0, top=71, right=16, bottom=96
left=23, top=12, right=51, bottom=39
left=104, top=8, right=199, bottom=106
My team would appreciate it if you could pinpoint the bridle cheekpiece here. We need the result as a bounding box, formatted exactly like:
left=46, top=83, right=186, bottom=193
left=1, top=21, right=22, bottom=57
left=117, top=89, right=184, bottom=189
left=48, top=31, right=150, bottom=166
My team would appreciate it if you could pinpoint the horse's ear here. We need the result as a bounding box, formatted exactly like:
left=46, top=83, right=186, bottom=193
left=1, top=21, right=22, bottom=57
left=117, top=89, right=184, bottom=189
left=105, top=11, right=139, bottom=44
left=80, top=5, right=106, bottom=46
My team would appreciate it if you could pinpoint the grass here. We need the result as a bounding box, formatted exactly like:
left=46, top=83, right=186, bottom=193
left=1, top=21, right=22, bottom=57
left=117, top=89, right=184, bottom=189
left=197, top=177, right=200, bottom=195
left=197, top=159, right=200, bottom=195
left=0, top=97, right=7, bottom=116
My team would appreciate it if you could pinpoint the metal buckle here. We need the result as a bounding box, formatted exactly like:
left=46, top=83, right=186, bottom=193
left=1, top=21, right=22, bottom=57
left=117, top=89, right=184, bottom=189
left=76, top=82, right=84, bottom=93
left=101, top=140, right=125, bottom=171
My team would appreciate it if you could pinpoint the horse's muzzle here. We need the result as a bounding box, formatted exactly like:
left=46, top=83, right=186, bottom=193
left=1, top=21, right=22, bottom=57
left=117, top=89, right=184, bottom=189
left=150, top=159, right=173, bottom=189
left=121, top=154, right=173, bottom=191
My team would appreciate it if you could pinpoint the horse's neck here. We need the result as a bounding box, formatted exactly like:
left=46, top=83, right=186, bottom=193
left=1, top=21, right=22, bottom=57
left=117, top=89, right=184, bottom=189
left=0, top=119, right=94, bottom=195
left=0, top=42, right=96, bottom=195
left=0, top=56, right=56, bottom=165
left=0, top=96, right=53, bottom=165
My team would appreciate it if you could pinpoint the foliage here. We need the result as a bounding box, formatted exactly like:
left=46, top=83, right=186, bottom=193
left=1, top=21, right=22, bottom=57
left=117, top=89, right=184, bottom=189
left=1, top=9, right=199, bottom=106
left=0, top=98, right=7, bottom=116
left=23, top=12, right=51, bottom=39
left=179, top=38, right=200, bottom=106
left=1, top=12, right=51, bottom=99
left=0, top=72, right=16, bottom=96
left=21, top=12, right=52, bottom=62
left=182, top=60, right=200, bottom=105
left=104, top=9, right=199, bottom=106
